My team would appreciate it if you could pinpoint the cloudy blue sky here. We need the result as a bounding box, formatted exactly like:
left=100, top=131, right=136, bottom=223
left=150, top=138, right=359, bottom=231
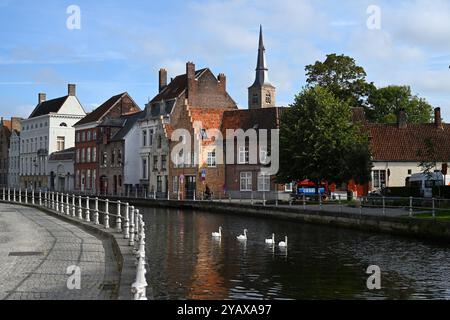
left=1, top=0, right=450, bottom=120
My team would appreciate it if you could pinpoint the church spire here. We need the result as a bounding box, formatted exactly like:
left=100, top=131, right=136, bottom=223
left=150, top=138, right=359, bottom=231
left=253, top=25, right=270, bottom=87
left=248, top=25, right=276, bottom=109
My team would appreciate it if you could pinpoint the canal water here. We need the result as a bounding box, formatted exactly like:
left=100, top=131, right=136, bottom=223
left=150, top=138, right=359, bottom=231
left=137, top=206, right=450, bottom=300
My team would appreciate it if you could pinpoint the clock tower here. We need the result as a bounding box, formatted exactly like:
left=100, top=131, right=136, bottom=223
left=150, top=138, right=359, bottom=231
left=248, top=25, right=276, bottom=109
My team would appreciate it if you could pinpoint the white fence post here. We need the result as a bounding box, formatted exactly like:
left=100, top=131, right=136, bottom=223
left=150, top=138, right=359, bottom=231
left=124, top=202, right=130, bottom=239
left=104, top=199, right=110, bottom=229
left=60, top=193, right=65, bottom=214
left=39, top=190, right=42, bottom=206
left=2, top=188, right=5, bottom=201
left=65, top=194, right=69, bottom=215
left=72, top=195, right=76, bottom=217
left=25, top=189, right=28, bottom=204
left=409, top=197, right=413, bottom=217
left=13, top=189, right=16, bottom=203
left=129, top=206, right=135, bottom=246
left=78, top=195, right=83, bottom=219
left=94, top=197, right=99, bottom=225
left=85, top=196, right=90, bottom=222
left=116, top=200, right=122, bottom=231
left=18, top=188, right=22, bottom=203
left=31, top=189, right=35, bottom=205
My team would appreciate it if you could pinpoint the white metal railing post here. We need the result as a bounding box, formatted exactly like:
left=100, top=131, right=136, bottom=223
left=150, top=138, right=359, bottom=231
left=85, top=196, right=90, bottom=222
left=409, top=197, right=413, bottom=217
left=72, top=195, right=76, bottom=217
left=193, top=190, right=196, bottom=201
left=251, top=191, right=254, bottom=205
left=13, top=189, right=16, bottom=203
left=31, top=189, right=35, bottom=205
left=153, top=190, right=156, bottom=200
left=116, top=200, right=122, bottom=231
left=39, top=190, right=42, bottom=206
left=2, top=188, right=5, bottom=201
left=7, top=188, right=10, bottom=202
left=66, top=194, right=70, bottom=215
left=94, top=197, right=99, bottom=225
left=60, top=193, right=65, bottom=214
left=263, top=191, right=266, bottom=206
left=104, top=199, right=110, bottom=229
left=132, top=254, right=148, bottom=300
left=124, top=202, right=130, bottom=239
left=129, top=206, right=135, bottom=246
left=18, top=188, right=22, bottom=203
left=134, top=210, right=140, bottom=252
left=78, top=195, right=83, bottom=219
left=25, top=189, right=28, bottom=204
left=51, top=192, right=55, bottom=210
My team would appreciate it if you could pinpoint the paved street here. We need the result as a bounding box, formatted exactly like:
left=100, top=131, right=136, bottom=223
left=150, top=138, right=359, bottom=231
left=0, top=203, right=119, bottom=300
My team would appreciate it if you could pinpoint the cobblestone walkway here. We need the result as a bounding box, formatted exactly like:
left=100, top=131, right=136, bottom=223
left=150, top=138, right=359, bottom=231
left=0, top=203, right=120, bottom=300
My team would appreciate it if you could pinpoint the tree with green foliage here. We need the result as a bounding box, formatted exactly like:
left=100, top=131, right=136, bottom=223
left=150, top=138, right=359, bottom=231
left=305, top=53, right=434, bottom=124
left=367, top=85, right=433, bottom=124
left=277, top=86, right=372, bottom=185
left=305, top=53, right=375, bottom=109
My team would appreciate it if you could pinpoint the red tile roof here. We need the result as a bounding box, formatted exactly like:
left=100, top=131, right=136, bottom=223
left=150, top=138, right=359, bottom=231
left=367, top=123, right=450, bottom=162
left=75, top=92, right=140, bottom=126
left=150, top=69, right=207, bottom=103
left=221, top=107, right=280, bottom=134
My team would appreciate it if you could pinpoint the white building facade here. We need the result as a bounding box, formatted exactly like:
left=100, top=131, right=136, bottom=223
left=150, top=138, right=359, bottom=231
left=47, top=148, right=75, bottom=192
left=20, top=84, right=86, bottom=190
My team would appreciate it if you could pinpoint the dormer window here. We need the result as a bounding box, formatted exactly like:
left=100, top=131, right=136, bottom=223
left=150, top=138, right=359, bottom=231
left=60, top=122, right=67, bottom=127
left=201, top=129, right=208, bottom=140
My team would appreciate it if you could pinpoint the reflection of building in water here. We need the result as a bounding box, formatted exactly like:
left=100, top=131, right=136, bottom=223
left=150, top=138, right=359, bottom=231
left=186, top=214, right=229, bottom=300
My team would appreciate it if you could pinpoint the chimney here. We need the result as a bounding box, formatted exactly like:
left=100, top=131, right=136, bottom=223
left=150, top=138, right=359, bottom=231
left=435, top=107, right=442, bottom=127
left=397, top=109, right=407, bottom=129
left=218, top=73, right=226, bottom=92
left=186, top=61, right=195, bottom=80
left=38, top=93, right=46, bottom=104
left=159, top=68, right=167, bottom=92
left=186, top=62, right=197, bottom=102
left=68, top=84, right=76, bottom=96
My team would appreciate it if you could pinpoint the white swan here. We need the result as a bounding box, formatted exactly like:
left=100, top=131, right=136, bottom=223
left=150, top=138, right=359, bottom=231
left=279, top=236, right=288, bottom=248
left=237, top=229, right=248, bottom=241
left=265, top=233, right=275, bottom=244
left=212, top=226, right=222, bottom=238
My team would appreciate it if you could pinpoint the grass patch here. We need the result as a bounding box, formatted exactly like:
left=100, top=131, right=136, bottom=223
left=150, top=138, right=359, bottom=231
left=414, top=211, right=450, bottom=221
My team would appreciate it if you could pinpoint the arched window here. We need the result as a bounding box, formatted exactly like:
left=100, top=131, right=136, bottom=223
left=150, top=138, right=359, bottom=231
left=265, top=92, right=272, bottom=104
left=60, top=122, right=67, bottom=127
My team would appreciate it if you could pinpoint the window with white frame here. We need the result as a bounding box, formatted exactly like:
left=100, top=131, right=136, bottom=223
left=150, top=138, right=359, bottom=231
left=238, top=146, right=249, bottom=164
left=81, top=148, right=85, bottom=163
left=207, top=150, right=216, bottom=167
left=57, top=136, right=65, bottom=151
left=240, top=172, right=252, bottom=191
left=149, top=129, right=154, bottom=146
left=372, top=170, right=387, bottom=189
left=76, top=149, right=80, bottom=163
left=86, top=147, right=91, bottom=163
left=92, top=147, right=96, bottom=162
left=257, top=173, right=270, bottom=191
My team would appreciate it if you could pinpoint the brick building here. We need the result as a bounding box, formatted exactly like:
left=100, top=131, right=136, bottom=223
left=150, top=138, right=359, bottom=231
left=73, top=92, right=141, bottom=194
left=221, top=108, right=283, bottom=199
left=0, top=117, right=21, bottom=188
left=97, top=111, right=144, bottom=195
left=163, top=62, right=237, bottom=199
